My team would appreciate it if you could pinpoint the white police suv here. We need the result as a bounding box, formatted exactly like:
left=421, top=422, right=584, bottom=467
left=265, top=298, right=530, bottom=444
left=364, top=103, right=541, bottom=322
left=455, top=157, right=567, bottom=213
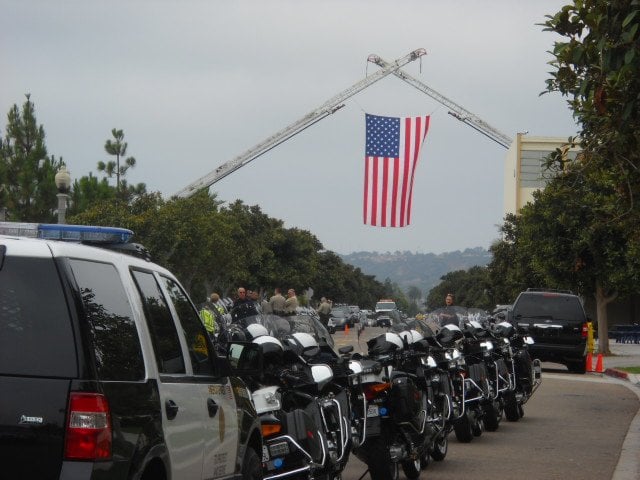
left=0, top=223, right=262, bottom=480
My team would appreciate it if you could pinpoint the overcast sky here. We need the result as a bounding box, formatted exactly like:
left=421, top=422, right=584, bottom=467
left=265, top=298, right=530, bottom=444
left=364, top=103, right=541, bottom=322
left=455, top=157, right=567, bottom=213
left=1, top=0, right=578, bottom=254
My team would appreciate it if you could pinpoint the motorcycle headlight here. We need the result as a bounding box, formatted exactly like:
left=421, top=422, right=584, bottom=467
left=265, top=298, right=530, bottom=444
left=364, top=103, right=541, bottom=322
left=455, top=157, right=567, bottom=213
left=426, top=356, right=437, bottom=368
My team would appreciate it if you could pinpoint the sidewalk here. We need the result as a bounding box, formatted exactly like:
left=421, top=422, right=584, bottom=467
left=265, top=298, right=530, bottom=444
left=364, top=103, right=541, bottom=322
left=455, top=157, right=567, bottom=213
left=598, top=340, right=640, bottom=386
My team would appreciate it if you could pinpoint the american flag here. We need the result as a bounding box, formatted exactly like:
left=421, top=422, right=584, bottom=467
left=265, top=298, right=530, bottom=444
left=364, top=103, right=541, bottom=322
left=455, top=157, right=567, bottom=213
left=363, top=114, right=430, bottom=227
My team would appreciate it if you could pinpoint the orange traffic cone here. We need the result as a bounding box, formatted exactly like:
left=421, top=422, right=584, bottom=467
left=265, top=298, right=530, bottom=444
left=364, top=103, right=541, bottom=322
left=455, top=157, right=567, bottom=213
left=344, top=324, right=349, bottom=335
left=585, top=352, right=593, bottom=372
left=595, top=354, right=604, bottom=373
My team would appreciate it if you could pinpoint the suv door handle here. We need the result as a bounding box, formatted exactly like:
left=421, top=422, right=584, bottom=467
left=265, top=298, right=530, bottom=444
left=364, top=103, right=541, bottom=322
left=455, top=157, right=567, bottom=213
left=207, top=398, right=219, bottom=418
left=165, top=399, right=179, bottom=420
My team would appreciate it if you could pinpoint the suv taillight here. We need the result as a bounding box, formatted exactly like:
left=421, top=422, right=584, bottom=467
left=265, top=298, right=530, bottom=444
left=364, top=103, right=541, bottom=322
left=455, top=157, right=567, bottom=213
left=581, top=323, right=588, bottom=339
left=64, top=392, right=112, bottom=460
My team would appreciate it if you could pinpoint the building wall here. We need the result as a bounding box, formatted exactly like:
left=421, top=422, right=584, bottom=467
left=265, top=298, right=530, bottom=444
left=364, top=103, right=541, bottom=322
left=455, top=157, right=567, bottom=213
left=503, top=134, right=579, bottom=218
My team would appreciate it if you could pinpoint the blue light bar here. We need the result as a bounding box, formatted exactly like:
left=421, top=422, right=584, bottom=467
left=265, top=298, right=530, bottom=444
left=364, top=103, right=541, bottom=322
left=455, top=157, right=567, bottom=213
left=0, top=222, right=133, bottom=244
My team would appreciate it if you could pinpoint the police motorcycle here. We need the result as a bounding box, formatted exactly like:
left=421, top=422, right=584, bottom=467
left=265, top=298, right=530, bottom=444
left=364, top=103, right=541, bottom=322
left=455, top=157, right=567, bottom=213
left=339, top=326, right=449, bottom=480
left=424, top=307, right=493, bottom=443
left=489, top=319, right=542, bottom=421
left=223, top=304, right=351, bottom=480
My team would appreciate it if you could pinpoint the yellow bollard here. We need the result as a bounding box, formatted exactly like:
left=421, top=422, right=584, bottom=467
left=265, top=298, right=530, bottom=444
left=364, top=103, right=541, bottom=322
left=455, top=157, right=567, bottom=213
left=587, top=321, right=595, bottom=354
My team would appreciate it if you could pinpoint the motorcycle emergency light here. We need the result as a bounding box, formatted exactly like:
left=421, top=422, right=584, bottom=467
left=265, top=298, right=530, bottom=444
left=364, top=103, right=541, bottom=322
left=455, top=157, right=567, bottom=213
left=0, top=222, right=133, bottom=243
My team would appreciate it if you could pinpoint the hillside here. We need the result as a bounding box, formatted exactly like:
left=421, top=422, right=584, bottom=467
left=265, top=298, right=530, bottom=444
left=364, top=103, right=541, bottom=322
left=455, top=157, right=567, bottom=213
left=339, top=247, right=492, bottom=294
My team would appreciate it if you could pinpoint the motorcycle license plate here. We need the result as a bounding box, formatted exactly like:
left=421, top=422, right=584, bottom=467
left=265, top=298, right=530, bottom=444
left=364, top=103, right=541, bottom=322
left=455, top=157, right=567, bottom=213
left=366, top=405, right=379, bottom=417
left=262, top=445, right=270, bottom=462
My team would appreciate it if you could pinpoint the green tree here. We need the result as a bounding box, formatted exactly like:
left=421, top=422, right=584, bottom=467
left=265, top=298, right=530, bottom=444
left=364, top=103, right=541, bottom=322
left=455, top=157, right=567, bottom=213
left=426, top=266, right=491, bottom=311
left=540, top=0, right=640, bottom=353
left=98, top=128, right=145, bottom=200
left=487, top=213, right=545, bottom=306
left=0, top=94, right=62, bottom=222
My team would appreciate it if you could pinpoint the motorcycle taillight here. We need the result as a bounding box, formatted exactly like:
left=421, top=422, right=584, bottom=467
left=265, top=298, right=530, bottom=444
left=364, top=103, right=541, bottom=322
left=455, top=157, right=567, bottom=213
left=364, top=382, right=391, bottom=401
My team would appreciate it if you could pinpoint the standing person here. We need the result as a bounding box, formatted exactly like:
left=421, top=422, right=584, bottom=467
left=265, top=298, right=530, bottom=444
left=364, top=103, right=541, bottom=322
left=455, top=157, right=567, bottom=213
left=233, top=287, right=252, bottom=308
left=316, top=297, right=332, bottom=327
left=440, top=293, right=460, bottom=327
left=269, top=287, right=286, bottom=314
left=283, top=288, right=299, bottom=314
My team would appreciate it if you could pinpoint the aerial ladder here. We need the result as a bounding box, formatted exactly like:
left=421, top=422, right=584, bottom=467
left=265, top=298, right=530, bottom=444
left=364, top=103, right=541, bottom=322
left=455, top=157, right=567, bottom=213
left=174, top=48, right=427, bottom=198
left=368, top=54, right=513, bottom=149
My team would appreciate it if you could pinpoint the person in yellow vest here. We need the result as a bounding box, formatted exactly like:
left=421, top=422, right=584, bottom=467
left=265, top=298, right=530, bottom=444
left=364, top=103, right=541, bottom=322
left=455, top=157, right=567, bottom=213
left=199, top=292, right=224, bottom=337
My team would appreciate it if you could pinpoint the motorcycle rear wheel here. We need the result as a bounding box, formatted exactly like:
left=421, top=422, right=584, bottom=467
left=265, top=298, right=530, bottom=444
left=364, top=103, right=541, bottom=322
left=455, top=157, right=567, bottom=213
left=362, top=438, right=397, bottom=480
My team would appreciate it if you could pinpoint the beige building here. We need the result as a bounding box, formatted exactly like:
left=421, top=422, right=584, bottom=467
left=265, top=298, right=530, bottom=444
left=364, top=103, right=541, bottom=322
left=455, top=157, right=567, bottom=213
left=503, top=134, right=580, bottom=218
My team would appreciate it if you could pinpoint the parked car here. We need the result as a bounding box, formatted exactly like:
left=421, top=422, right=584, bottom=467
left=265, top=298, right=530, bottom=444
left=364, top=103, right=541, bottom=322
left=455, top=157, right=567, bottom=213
left=510, top=288, right=589, bottom=373
left=327, top=307, right=353, bottom=332
left=376, top=314, right=392, bottom=328
left=0, top=222, right=262, bottom=480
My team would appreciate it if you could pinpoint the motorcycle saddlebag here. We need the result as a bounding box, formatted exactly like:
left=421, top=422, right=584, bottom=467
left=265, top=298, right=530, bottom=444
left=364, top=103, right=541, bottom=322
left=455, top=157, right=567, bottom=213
left=282, top=408, right=324, bottom=461
left=389, top=376, right=421, bottom=422
left=468, top=363, right=487, bottom=383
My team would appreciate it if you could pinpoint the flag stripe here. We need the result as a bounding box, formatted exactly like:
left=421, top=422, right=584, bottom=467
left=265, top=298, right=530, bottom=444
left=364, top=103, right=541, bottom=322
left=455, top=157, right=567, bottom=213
left=363, top=114, right=430, bottom=227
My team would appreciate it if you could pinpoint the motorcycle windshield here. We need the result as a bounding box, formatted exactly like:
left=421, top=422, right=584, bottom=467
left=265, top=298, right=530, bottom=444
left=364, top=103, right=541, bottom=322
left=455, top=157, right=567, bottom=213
left=425, top=306, right=470, bottom=330
left=237, top=313, right=335, bottom=351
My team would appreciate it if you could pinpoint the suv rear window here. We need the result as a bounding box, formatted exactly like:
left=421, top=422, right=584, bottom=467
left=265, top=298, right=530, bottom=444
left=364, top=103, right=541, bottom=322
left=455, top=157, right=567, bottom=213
left=0, top=256, right=77, bottom=377
left=514, top=294, right=586, bottom=322
left=69, top=259, right=145, bottom=381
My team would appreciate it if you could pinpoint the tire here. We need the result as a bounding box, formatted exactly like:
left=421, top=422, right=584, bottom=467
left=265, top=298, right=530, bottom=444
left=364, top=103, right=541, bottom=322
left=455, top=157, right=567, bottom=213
left=420, top=450, right=431, bottom=469
left=362, top=437, right=396, bottom=480
left=401, top=458, right=421, bottom=479
left=483, top=402, right=501, bottom=432
left=430, top=432, right=448, bottom=461
left=471, top=414, right=484, bottom=437
left=504, top=394, right=520, bottom=422
left=567, top=358, right=587, bottom=374
left=453, top=411, right=474, bottom=443
left=241, top=447, right=262, bottom=480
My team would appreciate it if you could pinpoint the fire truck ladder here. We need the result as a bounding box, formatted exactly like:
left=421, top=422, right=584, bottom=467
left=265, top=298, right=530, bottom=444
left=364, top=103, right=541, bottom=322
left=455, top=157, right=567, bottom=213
left=175, top=48, right=427, bottom=198
left=368, top=54, right=513, bottom=149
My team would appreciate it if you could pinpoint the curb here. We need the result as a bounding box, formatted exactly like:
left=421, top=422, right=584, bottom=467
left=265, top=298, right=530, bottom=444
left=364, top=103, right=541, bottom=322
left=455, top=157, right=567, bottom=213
left=605, top=368, right=640, bottom=386
left=605, top=368, right=629, bottom=380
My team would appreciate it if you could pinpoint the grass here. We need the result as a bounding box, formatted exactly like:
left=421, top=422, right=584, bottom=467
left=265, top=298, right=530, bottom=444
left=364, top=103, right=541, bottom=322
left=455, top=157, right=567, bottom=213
left=617, top=366, right=640, bottom=374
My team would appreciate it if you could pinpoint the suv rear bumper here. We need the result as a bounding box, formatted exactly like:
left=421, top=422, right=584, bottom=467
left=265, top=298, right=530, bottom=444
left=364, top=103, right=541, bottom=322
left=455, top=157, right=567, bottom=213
left=529, top=342, right=586, bottom=363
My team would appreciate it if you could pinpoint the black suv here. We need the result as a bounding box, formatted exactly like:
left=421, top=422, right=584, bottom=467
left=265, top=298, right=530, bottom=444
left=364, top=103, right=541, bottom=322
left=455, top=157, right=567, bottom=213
left=510, top=289, right=589, bottom=374
left=0, top=223, right=262, bottom=480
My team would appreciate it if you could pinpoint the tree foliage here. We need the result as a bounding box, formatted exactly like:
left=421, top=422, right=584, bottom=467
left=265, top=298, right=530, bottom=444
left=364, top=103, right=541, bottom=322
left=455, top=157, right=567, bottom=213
left=0, top=94, right=62, bottom=222
left=426, top=266, right=491, bottom=311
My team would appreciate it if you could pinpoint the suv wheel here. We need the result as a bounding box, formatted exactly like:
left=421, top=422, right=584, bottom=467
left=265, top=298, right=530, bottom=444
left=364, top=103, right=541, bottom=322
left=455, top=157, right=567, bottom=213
left=567, top=358, right=587, bottom=374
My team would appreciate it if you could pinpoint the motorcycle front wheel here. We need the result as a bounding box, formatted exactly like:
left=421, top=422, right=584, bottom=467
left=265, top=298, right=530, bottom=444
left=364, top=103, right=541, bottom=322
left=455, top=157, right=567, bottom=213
left=483, top=401, right=501, bottom=431
left=430, top=432, right=448, bottom=461
left=453, top=411, right=474, bottom=443
left=401, top=458, right=421, bottom=479
left=504, top=392, right=521, bottom=422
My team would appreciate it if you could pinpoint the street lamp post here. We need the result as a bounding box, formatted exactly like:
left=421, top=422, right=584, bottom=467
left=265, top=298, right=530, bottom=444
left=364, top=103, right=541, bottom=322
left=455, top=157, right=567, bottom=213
left=54, top=166, right=71, bottom=224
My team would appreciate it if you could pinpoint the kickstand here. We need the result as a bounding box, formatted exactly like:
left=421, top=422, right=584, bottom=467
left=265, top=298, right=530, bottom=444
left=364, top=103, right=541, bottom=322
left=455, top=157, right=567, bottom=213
left=357, top=469, right=370, bottom=480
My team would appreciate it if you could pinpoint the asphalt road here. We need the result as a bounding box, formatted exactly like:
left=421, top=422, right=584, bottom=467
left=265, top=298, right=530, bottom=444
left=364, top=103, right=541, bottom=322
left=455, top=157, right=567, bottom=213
left=333, top=325, right=640, bottom=480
